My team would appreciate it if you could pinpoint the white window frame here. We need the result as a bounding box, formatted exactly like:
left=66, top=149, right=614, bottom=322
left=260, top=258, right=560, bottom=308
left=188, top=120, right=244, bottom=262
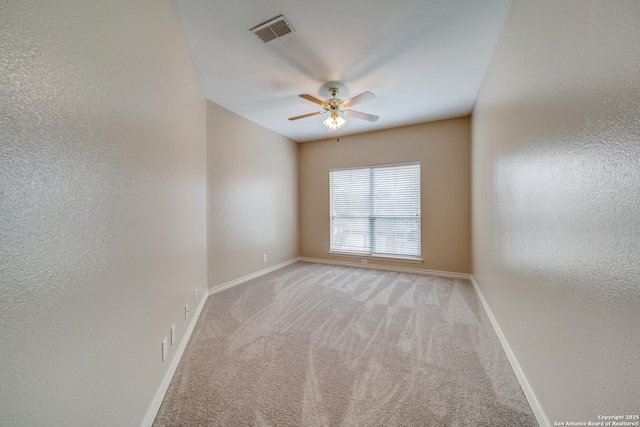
left=329, top=162, right=422, bottom=262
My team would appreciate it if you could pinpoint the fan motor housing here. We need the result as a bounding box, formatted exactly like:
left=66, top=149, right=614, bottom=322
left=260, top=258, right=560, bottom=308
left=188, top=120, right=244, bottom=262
left=325, top=98, right=343, bottom=111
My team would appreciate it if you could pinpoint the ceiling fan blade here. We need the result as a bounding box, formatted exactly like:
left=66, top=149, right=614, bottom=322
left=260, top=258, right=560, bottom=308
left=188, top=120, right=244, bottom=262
left=344, top=110, right=379, bottom=122
left=299, top=94, right=327, bottom=107
left=342, top=91, right=376, bottom=108
left=288, top=111, right=324, bottom=121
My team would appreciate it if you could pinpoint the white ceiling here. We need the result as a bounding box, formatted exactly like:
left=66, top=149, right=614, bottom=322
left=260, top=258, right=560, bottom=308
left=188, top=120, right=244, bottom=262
left=173, top=0, right=511, bottom=142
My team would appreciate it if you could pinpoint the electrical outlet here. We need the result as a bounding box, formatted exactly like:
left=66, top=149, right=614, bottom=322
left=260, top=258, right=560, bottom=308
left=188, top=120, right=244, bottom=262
left=262, top=254, right=267, bottom=263
left=171, top=324, right=176, bottom=346
left=162, top=337, right=168, bottom=361
left=361, top=259, right=368, bottom=265
left=185, top=303, right=189, bottom=320
left=194, top=288, right=198, bottom=301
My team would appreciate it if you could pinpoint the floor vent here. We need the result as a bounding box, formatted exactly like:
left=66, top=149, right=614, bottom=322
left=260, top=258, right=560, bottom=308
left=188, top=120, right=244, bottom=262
left=251, top=15, right=295, bottom=43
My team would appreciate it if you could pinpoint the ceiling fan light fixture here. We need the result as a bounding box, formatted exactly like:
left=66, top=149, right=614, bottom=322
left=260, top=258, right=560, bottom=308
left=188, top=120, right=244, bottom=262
left=323, top=114, right=346, bottom=132
left=289, top=87, right=378, bottom=132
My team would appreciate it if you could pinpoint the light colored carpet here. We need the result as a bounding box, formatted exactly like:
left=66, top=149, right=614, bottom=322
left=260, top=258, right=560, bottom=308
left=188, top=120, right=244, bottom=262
left=154, top=262, right=537, bottom=426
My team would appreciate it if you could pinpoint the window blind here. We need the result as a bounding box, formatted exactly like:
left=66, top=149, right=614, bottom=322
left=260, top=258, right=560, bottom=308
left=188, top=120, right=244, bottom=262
left=330, top=162, right=421, bottom=258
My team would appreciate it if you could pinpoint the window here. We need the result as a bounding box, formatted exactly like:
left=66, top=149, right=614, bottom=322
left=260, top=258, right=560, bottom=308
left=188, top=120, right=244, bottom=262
left=330, top=162, right=421, bottom=259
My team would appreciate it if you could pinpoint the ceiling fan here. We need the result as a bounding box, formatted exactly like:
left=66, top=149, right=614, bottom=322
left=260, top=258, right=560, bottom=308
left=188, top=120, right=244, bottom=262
left=288, top=87, right=379, bottom=132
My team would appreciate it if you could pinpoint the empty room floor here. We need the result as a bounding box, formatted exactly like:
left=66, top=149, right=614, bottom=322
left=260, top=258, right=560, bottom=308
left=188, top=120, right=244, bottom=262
left=154, top=262, right=536, bottom=426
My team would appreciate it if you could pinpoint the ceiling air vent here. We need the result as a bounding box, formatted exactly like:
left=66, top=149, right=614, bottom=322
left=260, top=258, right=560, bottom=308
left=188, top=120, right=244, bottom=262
left=251, top=15, right=295, bottom=43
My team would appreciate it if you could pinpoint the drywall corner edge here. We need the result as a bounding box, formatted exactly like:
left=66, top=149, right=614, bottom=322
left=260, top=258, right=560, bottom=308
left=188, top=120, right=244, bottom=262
left=470, top=275, right=550, bottom=427
left=141, top=292, right=208, bottom=427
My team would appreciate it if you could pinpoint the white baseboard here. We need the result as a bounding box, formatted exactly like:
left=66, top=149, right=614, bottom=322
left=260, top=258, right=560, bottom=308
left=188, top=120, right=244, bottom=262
left=142, top=290, right=208, bottom=427
left=208, top=258, right=300, bottom=296
left=298, top=256, right=471, bottom=280
left=142, top=259, right=299, bottom=426
left=469, top=275, right=549, bottom=427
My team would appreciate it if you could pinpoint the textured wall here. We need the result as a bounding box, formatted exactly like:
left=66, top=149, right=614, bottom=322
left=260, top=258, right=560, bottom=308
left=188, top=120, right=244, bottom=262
left=0, top=0, right=207, bottom=425
left=206, top=102, right=299, bottom=288
left=472, top=0, right=640, bottom=423
left=299, top=118, right=471, bottom=274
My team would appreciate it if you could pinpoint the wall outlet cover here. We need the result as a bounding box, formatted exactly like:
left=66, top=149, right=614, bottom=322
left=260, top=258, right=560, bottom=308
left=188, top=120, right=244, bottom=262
left=162, top=337, right=168, bottom=361
left=171, top=324, right=176, bottom=346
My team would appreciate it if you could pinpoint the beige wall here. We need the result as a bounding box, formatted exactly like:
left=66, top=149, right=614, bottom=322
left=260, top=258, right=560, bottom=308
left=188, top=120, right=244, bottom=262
left=472, top=0, right=640, bottom=423
left=0, top=0, right=207, bottom=425
left=206, top=102, right=298, bottom=288
left=299, top=118, right=471, bottom=274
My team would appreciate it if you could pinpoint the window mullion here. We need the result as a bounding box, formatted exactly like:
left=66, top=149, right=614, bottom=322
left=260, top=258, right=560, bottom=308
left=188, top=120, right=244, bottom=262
left=369, top=167, right=374, bottom=254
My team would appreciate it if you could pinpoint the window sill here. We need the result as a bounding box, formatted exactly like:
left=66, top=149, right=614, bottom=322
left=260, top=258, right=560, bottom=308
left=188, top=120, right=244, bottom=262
left=328, top=251, right=423, bottom=264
